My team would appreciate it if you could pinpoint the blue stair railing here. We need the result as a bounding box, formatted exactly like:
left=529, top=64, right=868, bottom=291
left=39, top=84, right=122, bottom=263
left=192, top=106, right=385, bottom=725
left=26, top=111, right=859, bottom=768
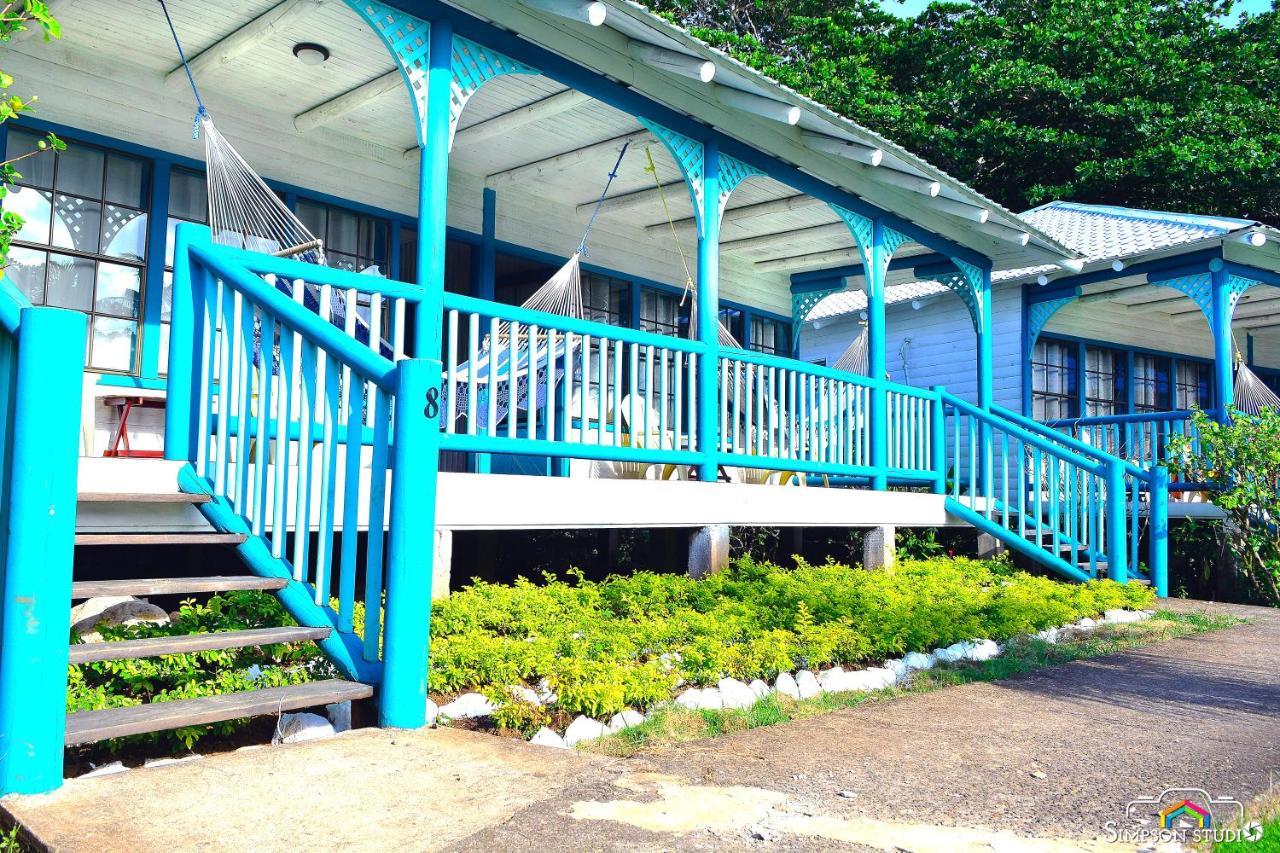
left=938, top=393, right=1167, bottom=594
left=0, top=279, right=86, bottom=795
left=165, top=224, right=441, bottom=728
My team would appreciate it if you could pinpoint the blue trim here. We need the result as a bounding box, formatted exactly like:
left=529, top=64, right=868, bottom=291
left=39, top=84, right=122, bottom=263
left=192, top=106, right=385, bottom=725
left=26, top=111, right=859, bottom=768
left=479, top=187, right=496, bottom=301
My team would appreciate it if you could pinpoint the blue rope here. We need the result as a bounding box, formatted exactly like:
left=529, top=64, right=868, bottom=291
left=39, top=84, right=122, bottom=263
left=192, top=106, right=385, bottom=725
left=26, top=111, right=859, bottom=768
left=577, top=142, right=629, bottom=257
left=157, top=0, right=208, bottom=138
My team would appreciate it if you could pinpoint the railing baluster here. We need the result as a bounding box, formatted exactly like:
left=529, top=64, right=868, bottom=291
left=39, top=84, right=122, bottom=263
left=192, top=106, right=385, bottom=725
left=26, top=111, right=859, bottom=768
left=364, top=390, right=390, bottom=662
left=445, top=310, right=458, bottom=435
left=339, top=367, right=364, bottom=633
left=293, top=338, right=318, bottom=583
left=253, top=311, right=275, bottom=539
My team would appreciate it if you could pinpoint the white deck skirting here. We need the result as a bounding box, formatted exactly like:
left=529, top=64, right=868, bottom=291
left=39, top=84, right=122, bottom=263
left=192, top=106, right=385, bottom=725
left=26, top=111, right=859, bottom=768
left=74, top=458, right=970, bottom=533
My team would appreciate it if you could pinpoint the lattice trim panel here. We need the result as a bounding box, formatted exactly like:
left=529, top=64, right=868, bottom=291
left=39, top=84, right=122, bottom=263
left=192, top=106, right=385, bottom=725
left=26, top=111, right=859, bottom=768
left=792, top=286, right=843, bottom=340
left=1027, top=294, right=1078, bottom=349
left=349, top=2, right=537, bottom=149
left=639, top=119, right=705, bottom=236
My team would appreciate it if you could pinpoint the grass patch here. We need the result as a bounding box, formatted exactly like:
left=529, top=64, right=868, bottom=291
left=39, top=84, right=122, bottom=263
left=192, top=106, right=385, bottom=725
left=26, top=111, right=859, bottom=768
left=585, top=610, right=1243, bottom=756
left=1212, top=794, right=1280, bottom=851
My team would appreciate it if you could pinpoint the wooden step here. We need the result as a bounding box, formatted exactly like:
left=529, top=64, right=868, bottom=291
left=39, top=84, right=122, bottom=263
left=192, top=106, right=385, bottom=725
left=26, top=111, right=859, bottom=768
left=78, top=492, right=211, bottom=504
left=65, top=680, right=373, bottom=746
left=74, top=533, right=248, bottom=546
left=71, top=576, right=287, bottom=600
left=68, top=626, right=330, bottom=665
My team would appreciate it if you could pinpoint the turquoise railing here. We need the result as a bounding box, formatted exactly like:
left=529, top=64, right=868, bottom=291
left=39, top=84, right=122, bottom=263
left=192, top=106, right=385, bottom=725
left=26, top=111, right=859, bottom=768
left=440, top=292, right=705, bottom=469
left=715, top=349, right=937, bottom=485
left=166, top=224, right=439, bottom=728
left=940, top=392, right=1132, bottom=585
left=0, top=280, right=86, bottom=795
left=1046, top=410, right=1200, bottom=488
left=997, top=404, right=1168, bottom=595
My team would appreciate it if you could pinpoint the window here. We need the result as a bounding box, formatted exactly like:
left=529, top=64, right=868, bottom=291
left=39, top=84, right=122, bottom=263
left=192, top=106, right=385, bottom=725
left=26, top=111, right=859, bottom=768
left=750, top=315, right=789, bottom=356
left=296, top=199, right=390, bottom=275
left=1084, top=346, right=1125, bottom=417
left=4, top=128, right=150, bottom=373
left=1031, top=339, right=1076, bottom=421
left=1132, top=354, right=1170, bottom=413
left=1175, top=361, right=1212, bottom=410
left=494, top=252, right=556, bottom=307
left=639, top=288, right=686, bottom=337
left=159, top=168, right=208, bottom=374
left=582, top=271, right=628, bottom=327
left=718, top=306, right=744, bottom=346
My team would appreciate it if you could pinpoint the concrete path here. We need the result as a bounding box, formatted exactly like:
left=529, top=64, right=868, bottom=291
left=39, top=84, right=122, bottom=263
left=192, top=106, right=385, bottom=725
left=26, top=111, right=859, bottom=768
left=6, top=601, right=1278, bottom=852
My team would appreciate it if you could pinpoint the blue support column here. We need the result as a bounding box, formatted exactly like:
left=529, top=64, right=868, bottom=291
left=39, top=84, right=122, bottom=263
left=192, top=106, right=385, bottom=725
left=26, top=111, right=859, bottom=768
left=1104, top=458, right=1128, bottom=584
left=0, top=306, right=86, bottom=795
left=414, top=18, right=453, bottom=359
left=696, top=142, right=721, bottom=483
left=479, top=187, right=497, bottom=301
left=975, top=264, right=994, bottom=498
left=474, top=187, right=497, bottom=474
left=140, top=160, right=171, bottom=380
left=1149, top=465, right=1169, bottom=597
left=1210, top=266, right=1235, bottom=418
left=379, top=357, right=441, bottom=727
left=164, top=223, right=208, bottom=462
left=867, top=222, right=889, bottom=490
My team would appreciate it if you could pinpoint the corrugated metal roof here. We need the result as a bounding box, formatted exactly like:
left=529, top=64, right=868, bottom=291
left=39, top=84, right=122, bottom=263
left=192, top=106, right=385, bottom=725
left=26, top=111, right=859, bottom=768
left=807, top=202, right=1262, bottom=321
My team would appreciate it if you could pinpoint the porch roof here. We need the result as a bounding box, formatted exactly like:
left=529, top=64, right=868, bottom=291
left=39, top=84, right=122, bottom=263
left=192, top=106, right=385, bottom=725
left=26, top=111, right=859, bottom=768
left=807, top=201, right=1280, bottom=322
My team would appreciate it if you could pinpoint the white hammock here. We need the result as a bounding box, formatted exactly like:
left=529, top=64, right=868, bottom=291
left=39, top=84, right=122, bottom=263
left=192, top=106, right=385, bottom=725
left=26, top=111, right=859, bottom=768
left=1235, top=361, right=1280, bottom=416
left=833, top=324, right=869, bottom=375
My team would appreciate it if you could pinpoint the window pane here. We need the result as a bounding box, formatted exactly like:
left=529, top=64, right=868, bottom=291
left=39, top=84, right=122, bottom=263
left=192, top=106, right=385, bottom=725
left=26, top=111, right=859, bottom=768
left=104, top=154, right=146, bottom=208
left=161, top=270, right=173, bottom=323
left=101, top=205, right=147, bottom=261
left=168, top=169, right=208, bottom=223
left=6, top=246, right=46, bottom=303
left=89, top=316, right=137, bottom=372
left=7, top=185, right=53, bottom=244
left=45, top=253, right=94, bottom=311
left=327, top=208, right=359, bottom=254
left=95, top=261, right=141, bottom=318
left=55, top=145, right=105, bottom=198
left=296, top=199, right=326, bottom=239
left=51, top=194, right=101, bottom=253
left=6, top=129, right=54, bottom=189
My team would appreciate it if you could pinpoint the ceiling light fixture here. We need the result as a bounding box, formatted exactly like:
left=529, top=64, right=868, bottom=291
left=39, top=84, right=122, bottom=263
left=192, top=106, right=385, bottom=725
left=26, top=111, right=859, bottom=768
left=293, top=42, right=330, bottom=66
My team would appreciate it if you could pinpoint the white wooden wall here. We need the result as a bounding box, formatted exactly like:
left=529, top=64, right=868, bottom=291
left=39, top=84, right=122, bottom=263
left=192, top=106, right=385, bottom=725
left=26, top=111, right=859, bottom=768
left=800, top=284, right=1024, bottom=410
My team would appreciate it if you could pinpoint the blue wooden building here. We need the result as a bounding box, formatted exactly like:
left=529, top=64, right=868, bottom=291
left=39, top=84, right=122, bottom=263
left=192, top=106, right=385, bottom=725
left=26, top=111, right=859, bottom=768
left=0, top=0, right=1217, bottom=795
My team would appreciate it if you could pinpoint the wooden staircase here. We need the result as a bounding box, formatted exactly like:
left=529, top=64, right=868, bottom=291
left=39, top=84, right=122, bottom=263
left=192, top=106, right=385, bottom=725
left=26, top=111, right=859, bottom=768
left=66, top=485, right=374, bottom=749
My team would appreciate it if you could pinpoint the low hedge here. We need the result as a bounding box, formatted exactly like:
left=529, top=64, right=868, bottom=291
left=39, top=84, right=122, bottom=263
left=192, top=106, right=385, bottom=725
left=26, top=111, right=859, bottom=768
left=68, top=557, right=1153, bottom=748
left=429, top=557, right=1153, bottom=716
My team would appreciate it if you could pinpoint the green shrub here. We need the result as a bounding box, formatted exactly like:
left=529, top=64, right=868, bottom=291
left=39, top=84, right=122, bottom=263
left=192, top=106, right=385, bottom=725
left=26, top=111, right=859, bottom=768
left=428, top=557, right=1154, bottom=717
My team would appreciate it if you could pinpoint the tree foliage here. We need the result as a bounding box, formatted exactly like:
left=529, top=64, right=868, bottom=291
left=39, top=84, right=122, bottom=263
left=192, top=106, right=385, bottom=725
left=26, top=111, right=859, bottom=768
left=0, top=1, right=64, bottom=277
left=1168, top=409, right=1280, bottom=605
left=647, top=0, right=1280, bottom=223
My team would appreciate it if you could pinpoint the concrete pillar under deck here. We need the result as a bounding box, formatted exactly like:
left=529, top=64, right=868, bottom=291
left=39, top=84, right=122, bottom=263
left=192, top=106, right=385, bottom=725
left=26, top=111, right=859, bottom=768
left=863, top=525, right=896, bottom=570
left=688, top=524, right=731, bottom=579
left=432, top=528, right=453, bottom=601
left=977, top=533, right=1007, bottom=560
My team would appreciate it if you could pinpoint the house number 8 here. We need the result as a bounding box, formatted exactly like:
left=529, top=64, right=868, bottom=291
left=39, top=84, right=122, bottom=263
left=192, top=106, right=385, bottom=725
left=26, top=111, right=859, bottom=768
left=424, top=388, right=440, bottom=418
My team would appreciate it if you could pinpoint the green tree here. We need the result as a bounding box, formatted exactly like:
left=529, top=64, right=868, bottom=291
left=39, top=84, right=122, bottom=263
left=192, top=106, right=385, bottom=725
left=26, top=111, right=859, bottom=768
left=648, top=0, right=1280, bottom=224
left=1, top=1, right=64, bottom=277
left=1168, top=409, right=1280, bottom=605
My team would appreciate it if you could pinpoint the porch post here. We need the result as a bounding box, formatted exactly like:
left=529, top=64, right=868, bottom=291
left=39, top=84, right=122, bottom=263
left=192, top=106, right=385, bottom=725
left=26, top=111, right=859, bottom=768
left=0, top=306, right=85, bottom=795
left=867, top=221, right=889, bottom=490
left=975, top=264, right=994, bottom=498
left=414, top=18, right=453, bottom=359
left=474, top=187, right=497, bottom=475
left=696, top=141, right=721, bottom=482
left=1210, top=266, right=1234, bottom=418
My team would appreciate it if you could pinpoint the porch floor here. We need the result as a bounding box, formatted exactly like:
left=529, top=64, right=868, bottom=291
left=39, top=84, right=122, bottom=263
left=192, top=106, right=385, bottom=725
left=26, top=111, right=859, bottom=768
left=5, top=601, right=1275, bottom=852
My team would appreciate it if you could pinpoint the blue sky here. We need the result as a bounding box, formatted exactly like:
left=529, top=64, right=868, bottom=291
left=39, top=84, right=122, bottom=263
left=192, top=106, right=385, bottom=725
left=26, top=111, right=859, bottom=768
left=876, top=0, right=1273, bottom=23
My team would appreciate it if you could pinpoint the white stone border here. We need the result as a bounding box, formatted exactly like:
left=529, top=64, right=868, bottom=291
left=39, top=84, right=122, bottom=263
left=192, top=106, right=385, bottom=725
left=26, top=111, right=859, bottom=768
left=425, top=609, right=1157, bottom=750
